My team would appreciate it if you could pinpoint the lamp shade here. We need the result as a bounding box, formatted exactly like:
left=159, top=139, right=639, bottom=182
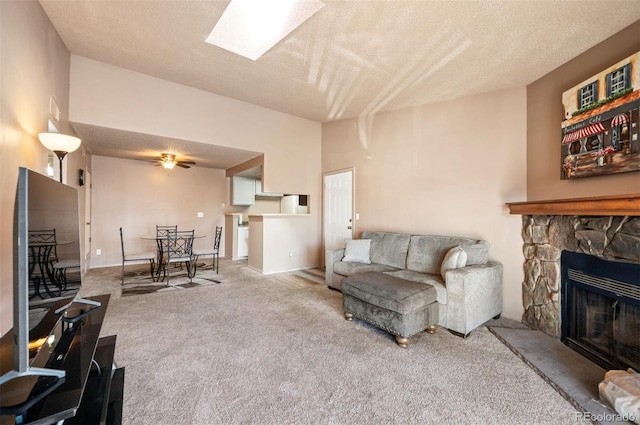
left=38, top=133, right=81, bottom=153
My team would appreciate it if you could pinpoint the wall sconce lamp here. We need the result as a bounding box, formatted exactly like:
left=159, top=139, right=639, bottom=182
left=38, top=132, right=81, bottom=183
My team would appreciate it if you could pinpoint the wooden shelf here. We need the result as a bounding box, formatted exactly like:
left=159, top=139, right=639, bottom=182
left=506, top=193, right=640, bottom=216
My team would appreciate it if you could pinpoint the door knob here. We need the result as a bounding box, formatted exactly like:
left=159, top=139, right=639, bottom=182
left=347, top=226, right=352, bottom=229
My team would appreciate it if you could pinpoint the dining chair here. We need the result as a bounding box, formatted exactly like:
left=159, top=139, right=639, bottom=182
left=156, top=225, right=177, bottom=237
left=120, top=227, right=156, bottom=285
left=193, top=226, right=222, bottom=275
left=28, top=229, right=58, bottom=263
left=155, top=225, right=177, bottom=279
left=28, top=229, right=60, bottom=297
left=162, top=230, right=195, bottom=285
left=52, top=258, right=81, bottom=292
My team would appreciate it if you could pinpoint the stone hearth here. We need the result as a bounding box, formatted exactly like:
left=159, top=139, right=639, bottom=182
left=520, top=215, right=639, bottom=336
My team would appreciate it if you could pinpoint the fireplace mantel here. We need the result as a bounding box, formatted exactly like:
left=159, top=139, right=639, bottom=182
left=506, top=193, right=640, bottom=216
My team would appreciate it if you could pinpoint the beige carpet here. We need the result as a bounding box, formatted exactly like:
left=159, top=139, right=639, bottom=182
left=81, top=260, right=584, bottom=425
left=120, top=262, right=225, bottom=297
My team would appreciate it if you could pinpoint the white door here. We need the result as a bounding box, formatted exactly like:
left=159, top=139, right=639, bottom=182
left=323, top=170, right=353, bottom=254
left=84, top=169, right=92, bottom=272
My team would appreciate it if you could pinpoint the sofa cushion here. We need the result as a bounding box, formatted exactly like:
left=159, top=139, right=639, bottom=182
left=463, top=241, right=490, bottom=265
left=361, top=231, right=411, bottom=269
left=341, top=272, right=437, bottom=314
left=440, top=246, right=467, bottom=279
left=342, top=239, right=371, bottom=264
left=406, top=235, right=489, bottom=274
left=384, top=269, right=447, bottom=304
left=333, top=261, right=398, bottom=277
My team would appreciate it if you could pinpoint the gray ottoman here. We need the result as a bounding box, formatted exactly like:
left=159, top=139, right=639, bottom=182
left=342, top=271, right=439, bottom=348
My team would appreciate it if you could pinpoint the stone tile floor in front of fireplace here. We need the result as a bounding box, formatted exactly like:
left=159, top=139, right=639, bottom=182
left=488, top=321, right=631, bottom=425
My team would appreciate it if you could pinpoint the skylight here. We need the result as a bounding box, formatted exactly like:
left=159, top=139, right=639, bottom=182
left=205, top=0, right=325, bottom=61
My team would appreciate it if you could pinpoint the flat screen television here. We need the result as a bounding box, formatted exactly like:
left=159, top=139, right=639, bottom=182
left=0, top=167, right=99, bottom=413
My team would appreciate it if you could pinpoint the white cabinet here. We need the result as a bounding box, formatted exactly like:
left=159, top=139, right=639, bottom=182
left=237, top=227, right=249, bottom=258
left=231, top=176, right=255, bottom=206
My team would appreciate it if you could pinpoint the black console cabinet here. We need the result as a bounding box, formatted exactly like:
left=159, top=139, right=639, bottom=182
left=0, top=294, right=124, bottom=425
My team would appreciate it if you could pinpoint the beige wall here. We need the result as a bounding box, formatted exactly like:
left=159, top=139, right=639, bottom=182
left=90, top=156, right=227, bottom=267
left=322, top=87, right=528, bottom=320
left=69, top=56, right=322, bottom=196
left=527, top=21, right=640, bottom=200
left=69, top=57, right=323, bottom=271
left=0, top=1, right=91, bottom=335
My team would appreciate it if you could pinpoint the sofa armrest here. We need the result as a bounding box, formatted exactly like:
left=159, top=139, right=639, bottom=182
left=443, top=261, right=503, bottom=335
left=325, top=248, right=345, bottom=286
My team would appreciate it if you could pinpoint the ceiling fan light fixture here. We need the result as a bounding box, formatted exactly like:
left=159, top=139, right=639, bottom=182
left=161, top=154, right=177, bottom=169
left=205, top=0, right=325, bottom=61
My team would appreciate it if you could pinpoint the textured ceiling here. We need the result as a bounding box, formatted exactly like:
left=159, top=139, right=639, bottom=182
left=39, top=0, right=640, bottom=169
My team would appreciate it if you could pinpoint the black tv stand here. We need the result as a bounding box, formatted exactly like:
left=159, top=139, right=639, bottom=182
left=55, top=297, right=102, bottom=324
left=0, top=294, right=124, bottom=424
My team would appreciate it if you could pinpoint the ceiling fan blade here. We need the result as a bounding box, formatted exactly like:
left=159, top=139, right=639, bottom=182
left=179, top=160, right=196, bottom=165
left=176, top=163, right=191, bottom=169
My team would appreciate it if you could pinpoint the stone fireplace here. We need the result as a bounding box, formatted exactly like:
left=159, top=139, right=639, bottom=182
left=519, top=213, right=639, bottom=336
left=507, top=194, right=640, bottom=366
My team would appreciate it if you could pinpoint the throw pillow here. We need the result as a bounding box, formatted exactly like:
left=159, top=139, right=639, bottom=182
left=342, top=239, right=372, bottom=264
left=440, top=246, right=468, bottom=279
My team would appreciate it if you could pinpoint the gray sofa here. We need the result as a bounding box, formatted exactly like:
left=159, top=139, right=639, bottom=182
left=325, top=231, right=503, bottom=336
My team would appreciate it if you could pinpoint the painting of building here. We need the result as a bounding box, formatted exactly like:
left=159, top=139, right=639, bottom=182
left=560, top=52, right=639, bottom=179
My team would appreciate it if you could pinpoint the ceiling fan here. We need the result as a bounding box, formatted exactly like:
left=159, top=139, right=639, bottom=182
left=153, top=153, right=196, bottom=169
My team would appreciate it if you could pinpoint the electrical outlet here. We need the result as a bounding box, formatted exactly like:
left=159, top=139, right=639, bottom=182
left=197, top=211, right=204, bottom=218
left=96, top=249, right=102, bottom=255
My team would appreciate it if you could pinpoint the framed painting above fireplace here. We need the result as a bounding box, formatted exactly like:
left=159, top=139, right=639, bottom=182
left=560, top=51, right=639, bottom=180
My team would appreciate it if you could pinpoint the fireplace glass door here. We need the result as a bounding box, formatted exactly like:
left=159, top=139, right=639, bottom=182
left=561, top=251, right=640, bottom=371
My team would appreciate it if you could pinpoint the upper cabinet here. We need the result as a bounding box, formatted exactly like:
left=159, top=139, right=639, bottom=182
left=231, top=176, right=255, bottom=206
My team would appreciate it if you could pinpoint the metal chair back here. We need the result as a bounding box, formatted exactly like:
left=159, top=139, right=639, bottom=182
left=213, top=226, right=222, bottom=252
left=155, top=225, right=177, bottom=267
left=165, top=230, right=195, bottom=285
left=193, top=226, right=223, bottom=275
left=156, top=225, right=177, bottom=237
left=120, top=227, right=156, bottom=285
left=212, top=226, right=222, bottom=273
left=28, top=229, right=58, bottom=259
left=27, top=229, right=58, bottom=296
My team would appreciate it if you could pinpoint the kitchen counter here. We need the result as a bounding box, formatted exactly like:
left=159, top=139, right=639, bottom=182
left=246, top=213, right=317, bottom=274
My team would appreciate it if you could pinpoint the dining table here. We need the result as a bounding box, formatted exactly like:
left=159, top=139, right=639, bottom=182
left=141, top=233, right=205, bottom=280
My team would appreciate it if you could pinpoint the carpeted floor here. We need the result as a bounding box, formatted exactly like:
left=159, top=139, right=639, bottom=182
left=120, top=262, right=225, bottom=296
left=80, top=260, right=588, bottom=425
